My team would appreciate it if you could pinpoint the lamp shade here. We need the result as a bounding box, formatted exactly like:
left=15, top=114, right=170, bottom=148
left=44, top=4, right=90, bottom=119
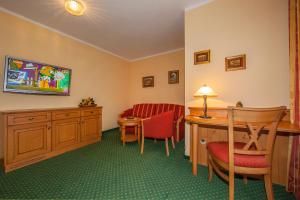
left=194, top=85, right=217, bottom=97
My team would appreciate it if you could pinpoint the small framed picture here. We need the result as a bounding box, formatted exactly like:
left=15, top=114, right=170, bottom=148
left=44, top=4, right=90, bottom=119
left=194, top=50, right=210, bottom=65
left=168, top=70, right=179, bottom=84
left=142, top=76, right=154, bottom=88
left=225, top=54, right=246, bottom=71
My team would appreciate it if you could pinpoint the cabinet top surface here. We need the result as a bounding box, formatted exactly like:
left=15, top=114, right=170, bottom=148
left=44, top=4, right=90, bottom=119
left=0, top=106, right=102, bottom=114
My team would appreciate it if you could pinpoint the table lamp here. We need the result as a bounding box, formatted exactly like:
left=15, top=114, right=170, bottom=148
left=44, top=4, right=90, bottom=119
left=194, top=85, right=217, bottom=118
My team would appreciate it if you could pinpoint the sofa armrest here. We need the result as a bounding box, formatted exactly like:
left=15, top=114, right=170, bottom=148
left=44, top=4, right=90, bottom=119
left=119, top=108, right=133, bottom=118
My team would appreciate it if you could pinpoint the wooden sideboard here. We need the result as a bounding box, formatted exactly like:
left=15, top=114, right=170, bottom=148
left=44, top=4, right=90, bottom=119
left=0, top=106, right=102, bottom=172
left=186, top=107, right=300, bottom=187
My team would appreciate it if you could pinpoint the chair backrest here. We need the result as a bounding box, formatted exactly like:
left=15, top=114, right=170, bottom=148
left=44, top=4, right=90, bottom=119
left=227, top=106, right=286, bottom=168
left=142, top=111, right=175, bottom=139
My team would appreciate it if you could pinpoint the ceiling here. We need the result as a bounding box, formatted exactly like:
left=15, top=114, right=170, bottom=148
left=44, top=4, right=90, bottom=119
left=0, top=0, right=209, bottom=61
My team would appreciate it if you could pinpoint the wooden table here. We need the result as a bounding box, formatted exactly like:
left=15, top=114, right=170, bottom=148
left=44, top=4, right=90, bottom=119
left=118, top=117, right=141, bottom=146
left=185, top=108, right=300, bottom=186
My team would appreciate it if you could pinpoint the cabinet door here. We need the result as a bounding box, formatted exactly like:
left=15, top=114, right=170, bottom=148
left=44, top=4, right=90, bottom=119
left=7, top=122, right=51, bottom=164
left=80, top=116, right=100, bottom=142
left=52, top=118, right=80, bottom=150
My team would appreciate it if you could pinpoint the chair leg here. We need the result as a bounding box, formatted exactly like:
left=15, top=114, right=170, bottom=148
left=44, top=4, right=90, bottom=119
left=207, top=155, right=213, bottom=182
left=264, top=174, right=274, bottom=200
left=165, top=138, right=169, bottom=156
left=243, top=176, right=248, bottom=185
left=171, top=136, right=175, bottom=149
left=140, top=135, right=144, bottom=154
left=229, top=171, right=234, bottom=200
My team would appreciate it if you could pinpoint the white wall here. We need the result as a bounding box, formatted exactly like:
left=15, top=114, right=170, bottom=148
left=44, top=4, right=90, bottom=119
left=0, top=11, right=130, bottom=131
left=129, top=50, right=185, bottom=106
left=184, top=0, right=289, bottom=155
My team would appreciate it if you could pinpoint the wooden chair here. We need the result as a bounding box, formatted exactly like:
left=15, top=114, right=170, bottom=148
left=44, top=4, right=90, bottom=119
left=207, top=106, right=286, bottom=200
left=141, top=111, right=175, bottom=156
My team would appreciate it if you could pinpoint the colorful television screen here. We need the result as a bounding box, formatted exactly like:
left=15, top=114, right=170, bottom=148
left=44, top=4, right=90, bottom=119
left=3, top=56, right=71, bottom=95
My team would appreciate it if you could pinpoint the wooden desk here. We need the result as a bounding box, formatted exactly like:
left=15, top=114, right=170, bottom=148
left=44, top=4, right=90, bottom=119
left=185, top=107, right=300, bottom=186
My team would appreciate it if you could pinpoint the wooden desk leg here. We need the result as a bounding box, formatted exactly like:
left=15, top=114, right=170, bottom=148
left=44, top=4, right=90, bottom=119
left=121, top=126, right=126, bottom=146
left=192, top=123, right=198, bottom=176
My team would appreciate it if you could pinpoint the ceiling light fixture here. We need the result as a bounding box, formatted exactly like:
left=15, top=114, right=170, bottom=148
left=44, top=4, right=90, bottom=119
left=65, top=0, right=86, bottom=16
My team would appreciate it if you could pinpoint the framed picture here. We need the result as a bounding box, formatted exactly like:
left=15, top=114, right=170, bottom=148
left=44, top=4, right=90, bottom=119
left=3, top=56, right=72, bottom=96
left=142, top=76, right=154, bottom=88
left=225, top=54, right=246, bottom=71
left=194, top=50, right=210, bottom=65
left=168, top=70, right=179, bottom=84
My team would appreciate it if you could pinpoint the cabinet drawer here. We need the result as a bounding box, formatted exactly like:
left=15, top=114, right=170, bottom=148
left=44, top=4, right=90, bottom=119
left=52, top=110, right=81, bottom=120
left=7, top=112, right=51, bottom=126
left=81, top=108, right=101, bottom=117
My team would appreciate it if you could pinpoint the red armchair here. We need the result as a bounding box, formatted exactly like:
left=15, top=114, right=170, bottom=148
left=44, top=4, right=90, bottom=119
left=119, top=103, right=185, bottom=142
left=141, top=111, right=175, bottom=156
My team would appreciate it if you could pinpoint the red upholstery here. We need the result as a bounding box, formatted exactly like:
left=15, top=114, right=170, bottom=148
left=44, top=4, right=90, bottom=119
left=207, top=142, right=269, bottom=168
left=121, top=103, right=185, bottom=141
left=143, top=111, right=174, bottom=139
left=120, top=108, right=133, bottom=118
left=132, top=104, right=157, bottom=118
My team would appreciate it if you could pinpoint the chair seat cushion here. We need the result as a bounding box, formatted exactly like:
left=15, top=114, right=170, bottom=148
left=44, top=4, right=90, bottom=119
left=207, top=142, right=269, bottom=168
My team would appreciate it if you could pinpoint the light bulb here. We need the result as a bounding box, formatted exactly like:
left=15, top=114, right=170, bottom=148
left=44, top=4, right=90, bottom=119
left=69, top=1, right=79, bottom=11
left=65, top=0, right=86, bottom=16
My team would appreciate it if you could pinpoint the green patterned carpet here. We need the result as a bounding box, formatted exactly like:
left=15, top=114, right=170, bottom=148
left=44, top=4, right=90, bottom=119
left=0, top=129, right=295, bottom=199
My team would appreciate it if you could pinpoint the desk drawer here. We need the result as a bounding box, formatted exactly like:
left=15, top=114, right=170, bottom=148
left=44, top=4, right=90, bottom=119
left=52, top=110, right=81, bottom=120
left=7, top=112, right=51, bottom=126
left=81, top=108, right=101, bottom=117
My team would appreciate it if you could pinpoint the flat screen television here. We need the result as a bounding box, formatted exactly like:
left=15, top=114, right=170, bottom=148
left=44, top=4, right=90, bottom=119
left=3, top=56, right=72, bottom=95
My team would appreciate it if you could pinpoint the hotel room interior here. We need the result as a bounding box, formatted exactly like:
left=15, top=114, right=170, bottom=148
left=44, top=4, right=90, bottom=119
left=0, top=0, right=299, bottom=199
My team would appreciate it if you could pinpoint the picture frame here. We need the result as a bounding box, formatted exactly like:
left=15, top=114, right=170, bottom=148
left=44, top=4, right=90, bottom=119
left=168, top=70, right=179, bottom=84
left=142, top=76, right=154, bottom=88
left=3, top=56, right=72, bottom=96
left=194, top=50, right=210, bottom=65
left=225, top=54, right=246, bottom=71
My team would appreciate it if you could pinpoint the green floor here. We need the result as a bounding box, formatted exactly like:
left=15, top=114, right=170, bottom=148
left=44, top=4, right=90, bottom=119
left=0, top=129, right=295, bottom=199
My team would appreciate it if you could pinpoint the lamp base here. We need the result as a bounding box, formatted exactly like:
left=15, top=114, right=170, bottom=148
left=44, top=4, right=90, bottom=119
left=199, top=115, right=212, bottom=119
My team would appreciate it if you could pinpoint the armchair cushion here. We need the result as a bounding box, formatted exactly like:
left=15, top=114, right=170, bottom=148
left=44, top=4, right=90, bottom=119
left=207, top=142, right=269, bottom=168
left=143, top=111, right=174, bottom=139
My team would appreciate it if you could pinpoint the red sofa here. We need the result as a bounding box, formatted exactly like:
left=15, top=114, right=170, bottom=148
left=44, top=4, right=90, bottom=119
left=120, top=103, right=185, bottom=142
